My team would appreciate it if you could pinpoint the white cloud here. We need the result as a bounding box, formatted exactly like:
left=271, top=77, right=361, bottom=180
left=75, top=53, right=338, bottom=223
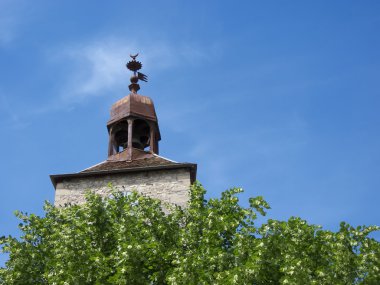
left=52, top=38, right=218, bottom=105
left=60, top=40, right=134, bottom=103
left=0, top=93, right=30, bottom=129
left=0, top=0, right=27, bottom=46
left=0, top=94, right=17, bottom=121
left=0, top=15, right=14, bottom=45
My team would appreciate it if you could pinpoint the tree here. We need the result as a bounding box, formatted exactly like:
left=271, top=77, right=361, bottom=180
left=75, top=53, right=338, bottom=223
left=1, top=182, right=380, bottom=284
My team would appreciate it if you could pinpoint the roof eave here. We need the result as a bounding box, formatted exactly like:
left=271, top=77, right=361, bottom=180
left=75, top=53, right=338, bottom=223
left=50, top=163, right=197, bottom=189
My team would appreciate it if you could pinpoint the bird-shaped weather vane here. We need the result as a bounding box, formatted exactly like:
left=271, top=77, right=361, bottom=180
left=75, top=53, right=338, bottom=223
left=126, top=53, right=148, bottom=93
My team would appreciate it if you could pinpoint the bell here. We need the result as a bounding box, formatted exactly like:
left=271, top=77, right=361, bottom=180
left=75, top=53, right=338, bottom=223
left=132, top=135, right=145, bottom=150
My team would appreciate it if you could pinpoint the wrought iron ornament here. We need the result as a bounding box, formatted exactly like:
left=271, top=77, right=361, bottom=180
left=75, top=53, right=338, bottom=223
left=126, top=53, right=148, bottom=92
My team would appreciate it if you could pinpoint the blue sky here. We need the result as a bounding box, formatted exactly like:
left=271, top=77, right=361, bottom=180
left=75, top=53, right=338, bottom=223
left=1, top=0, right=379, bottom=264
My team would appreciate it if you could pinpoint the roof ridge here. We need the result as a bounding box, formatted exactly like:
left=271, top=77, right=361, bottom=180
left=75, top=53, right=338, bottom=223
left=153, top=154, right=178, bottom=163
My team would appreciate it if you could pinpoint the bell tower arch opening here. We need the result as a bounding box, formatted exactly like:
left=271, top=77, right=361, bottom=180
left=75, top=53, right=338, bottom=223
left=113, top=121, right=129, bottom=153
left=132, top=119, right=150, bottom=150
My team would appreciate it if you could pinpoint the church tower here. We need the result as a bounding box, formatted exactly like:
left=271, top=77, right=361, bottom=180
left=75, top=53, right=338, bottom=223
left=50, top=55, right=197, bottom=207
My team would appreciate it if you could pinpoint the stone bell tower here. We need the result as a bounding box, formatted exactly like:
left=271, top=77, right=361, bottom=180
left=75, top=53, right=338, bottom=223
left=51, top=54, right=197, bottom=207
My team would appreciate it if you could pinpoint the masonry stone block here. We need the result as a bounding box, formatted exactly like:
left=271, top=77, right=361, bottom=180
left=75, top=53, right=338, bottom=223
left=54, top=168, right=191, bottom=208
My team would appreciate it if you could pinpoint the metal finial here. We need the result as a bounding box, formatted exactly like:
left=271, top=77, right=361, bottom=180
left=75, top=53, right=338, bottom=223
left=130, top=53, right=139, bottom=60
left=126, top=54, right=148, bottom=93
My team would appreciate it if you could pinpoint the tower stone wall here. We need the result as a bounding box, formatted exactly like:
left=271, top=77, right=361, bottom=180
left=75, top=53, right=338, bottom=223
left=54, top=168, right=191, bottom=208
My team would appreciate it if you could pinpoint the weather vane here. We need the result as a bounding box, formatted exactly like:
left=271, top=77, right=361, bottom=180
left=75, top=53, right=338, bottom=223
left=126, top=53, right=148, bottom=93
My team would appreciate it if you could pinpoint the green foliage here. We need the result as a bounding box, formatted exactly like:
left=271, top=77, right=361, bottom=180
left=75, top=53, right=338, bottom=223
left=1, top=182, right=380, bottom=284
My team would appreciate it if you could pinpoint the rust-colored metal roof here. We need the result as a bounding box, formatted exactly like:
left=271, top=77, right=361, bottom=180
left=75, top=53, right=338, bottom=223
left=107, top=147, right=155, bottom=162
left=107, top=93, right=158, bottom=128
left=82, top=155, right=177, bottom=172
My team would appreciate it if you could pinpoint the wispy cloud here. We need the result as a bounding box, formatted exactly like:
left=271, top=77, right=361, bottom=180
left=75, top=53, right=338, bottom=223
left=0, top=93, right=30, bottom=129
left=49, top=38, right=218, bottom=106
left=58, top=40, right=134, bottom=103
left=0, top=94, right=17, bottom=121
left=0, top=0, right=27, bottom=46
left=178, top=112, right=310, bottom=190
left=0, top=15, right=14, bottom=45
